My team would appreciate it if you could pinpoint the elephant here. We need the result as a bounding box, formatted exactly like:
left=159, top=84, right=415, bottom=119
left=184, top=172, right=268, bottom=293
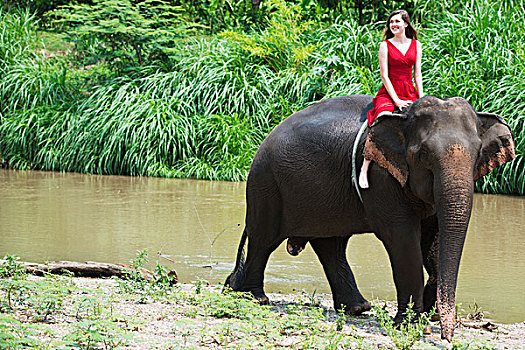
left=225, top=94, right=516, bottom=340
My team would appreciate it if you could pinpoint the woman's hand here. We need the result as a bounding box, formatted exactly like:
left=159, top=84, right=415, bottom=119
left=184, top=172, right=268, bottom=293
left=394, top=98, right=413, bottom=110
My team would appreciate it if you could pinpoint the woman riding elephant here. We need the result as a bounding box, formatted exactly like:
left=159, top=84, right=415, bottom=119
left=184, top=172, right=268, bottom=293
left=286, top=9, right=423, bottom=257
left=225, top=93, right=515, bottom=341
left=359, top=9, right=424, bottom=189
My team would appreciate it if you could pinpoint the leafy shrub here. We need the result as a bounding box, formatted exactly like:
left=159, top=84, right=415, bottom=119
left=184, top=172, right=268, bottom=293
left=179, top=0, right=266, bottom=33
left=221, top=0, right=317, bottom=73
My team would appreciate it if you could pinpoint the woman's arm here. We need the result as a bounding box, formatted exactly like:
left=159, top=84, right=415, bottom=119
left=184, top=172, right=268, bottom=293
left=414, top=40, right=424, bottom=98
left=379, top=41, right=411, bottom=109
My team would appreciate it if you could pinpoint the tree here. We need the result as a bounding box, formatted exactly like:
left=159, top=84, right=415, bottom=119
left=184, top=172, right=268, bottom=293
left=51, top=0, right=186, bottom=66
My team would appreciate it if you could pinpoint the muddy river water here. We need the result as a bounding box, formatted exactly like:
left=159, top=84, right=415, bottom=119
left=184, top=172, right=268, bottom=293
left=0, top=169, right=523, bottom=323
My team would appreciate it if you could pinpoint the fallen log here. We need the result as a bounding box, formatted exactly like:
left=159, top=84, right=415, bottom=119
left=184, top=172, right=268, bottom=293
left=22, top=260, right=177, bottom=284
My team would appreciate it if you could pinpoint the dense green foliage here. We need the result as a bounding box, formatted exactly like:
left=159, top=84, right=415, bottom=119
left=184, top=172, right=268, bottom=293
left=0, top=0, right=523, bottom=193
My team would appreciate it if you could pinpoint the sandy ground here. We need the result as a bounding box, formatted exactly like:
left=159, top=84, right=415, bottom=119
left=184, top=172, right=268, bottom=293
left=14, top=277, right=521, bottom=349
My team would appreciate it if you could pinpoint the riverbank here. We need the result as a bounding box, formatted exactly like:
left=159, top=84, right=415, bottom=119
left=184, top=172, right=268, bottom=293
left=2, top=273, right=524, bottom=349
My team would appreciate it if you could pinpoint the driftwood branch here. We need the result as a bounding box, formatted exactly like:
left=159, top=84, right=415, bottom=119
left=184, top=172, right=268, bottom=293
left=459, top=320, right=498, bottom=332
left=22, top=260, right=177, bottom=284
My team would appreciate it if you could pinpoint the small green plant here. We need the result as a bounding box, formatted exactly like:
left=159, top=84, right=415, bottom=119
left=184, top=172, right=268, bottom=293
left=153, top=259, right=177, bottom=290
left=118, top=249, right=149, bottom=294
left=63, top=319, right=132, bottom=350
left=72, top=294, right=107, bottom=321
left=325, top=331, right=348, bottom=349
left=461, top=302, right=485, bottom=321
left=130, top=248, right=148, bottom=271
left=0, top=314, right=43, bottom=349
left=26, top=278, right=71, bottom=322
left=117, top=249, right=177, bottom=300
left=0, top=254, right=27, bottom=279
left=374, top=302, right=434, bottom=350
left=0, top=273, right=72, bottom=322
left=308, top=288, right=321, bottom=307
left=336, top=305, right=346, bottom=331
left=194, top=278, right=203, bottom=295
left=197, top=287, right=270, bottom=320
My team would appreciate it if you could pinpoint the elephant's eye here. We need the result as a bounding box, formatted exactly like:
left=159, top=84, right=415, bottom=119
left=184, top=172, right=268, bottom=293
left=418, top=149, right=430, bottom=165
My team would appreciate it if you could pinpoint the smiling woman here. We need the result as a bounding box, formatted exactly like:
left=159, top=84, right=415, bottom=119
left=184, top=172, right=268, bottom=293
left=359, top=9, right=424, bottom=189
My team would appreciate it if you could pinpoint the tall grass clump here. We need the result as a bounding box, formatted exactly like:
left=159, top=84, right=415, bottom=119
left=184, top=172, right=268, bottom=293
left=0, top=59, right=76, bottom=113
left=418, top=0, right=525, bottom=194
left=0, top=89, right=264, bottom=180
left=0, top=8, right=79, bottom=117
left=0, top=7, right=38, bottom=68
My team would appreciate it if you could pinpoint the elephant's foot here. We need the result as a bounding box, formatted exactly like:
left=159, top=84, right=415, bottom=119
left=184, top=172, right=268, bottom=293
left=286, top=238, right=308, bottom=256
left=254, top=292, right=269, bottom=305
left=393, top=312, right=406, bottom=325
left=344, top=301, right=371, bottom=315
left=244, top=287, right=269, bottom=305
left=393, top=309, right=428, bottom=326
left=336, top=299, right=371, bottom=316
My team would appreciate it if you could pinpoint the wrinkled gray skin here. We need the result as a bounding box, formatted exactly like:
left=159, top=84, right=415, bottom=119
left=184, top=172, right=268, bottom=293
left=225, top=95, right=515, bottom=341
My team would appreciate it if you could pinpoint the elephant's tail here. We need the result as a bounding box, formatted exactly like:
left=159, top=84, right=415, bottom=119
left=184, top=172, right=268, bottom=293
left=224, top=228, right=247, bottom=291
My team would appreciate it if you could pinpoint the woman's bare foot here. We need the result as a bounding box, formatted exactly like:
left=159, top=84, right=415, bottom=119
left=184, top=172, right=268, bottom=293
left=359, top=158, right=371, bottom=189
left=359, top=170, right=369, bottom=189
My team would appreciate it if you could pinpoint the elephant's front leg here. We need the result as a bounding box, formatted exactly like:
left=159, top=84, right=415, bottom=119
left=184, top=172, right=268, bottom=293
left=379, top=218, right=425, bottom=323
left=310, top=236, right=371, bottom=314
left=421, top=215, right=439, bottom=316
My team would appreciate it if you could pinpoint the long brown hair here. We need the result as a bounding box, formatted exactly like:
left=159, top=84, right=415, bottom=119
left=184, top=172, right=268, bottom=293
left=383, top=10, right=418, bottom=40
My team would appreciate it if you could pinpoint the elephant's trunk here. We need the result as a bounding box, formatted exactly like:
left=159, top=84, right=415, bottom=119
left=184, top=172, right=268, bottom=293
left=434, top=143, right=475, bottom=341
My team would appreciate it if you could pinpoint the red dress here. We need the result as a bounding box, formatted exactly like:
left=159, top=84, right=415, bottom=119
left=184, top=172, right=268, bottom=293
left=367, top=39, right=419, bottom=126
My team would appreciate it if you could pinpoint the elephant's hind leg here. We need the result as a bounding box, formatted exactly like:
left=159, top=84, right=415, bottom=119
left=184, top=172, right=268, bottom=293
left=238, top=236, right=284, bottom=304
left=310, top=236, right=370, bottom=314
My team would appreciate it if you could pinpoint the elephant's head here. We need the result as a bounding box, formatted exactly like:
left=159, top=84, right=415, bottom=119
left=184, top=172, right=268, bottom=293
left=363, top=96, right=516, bottom=341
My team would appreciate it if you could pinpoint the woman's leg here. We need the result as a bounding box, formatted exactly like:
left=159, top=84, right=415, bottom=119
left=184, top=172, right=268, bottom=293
left=359, top=110, right=391, bottom=189
left=359, top=158, right=371, bottom=189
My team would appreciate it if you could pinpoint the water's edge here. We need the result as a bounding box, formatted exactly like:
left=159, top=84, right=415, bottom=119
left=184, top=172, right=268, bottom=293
left=0, top=169, right=523, bottom=323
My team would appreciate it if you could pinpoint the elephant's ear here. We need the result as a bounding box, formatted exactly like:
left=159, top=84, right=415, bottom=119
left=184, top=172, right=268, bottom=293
left=474, top=112, right=516, bottom=181
left=364, top=114, right=408, bottom=186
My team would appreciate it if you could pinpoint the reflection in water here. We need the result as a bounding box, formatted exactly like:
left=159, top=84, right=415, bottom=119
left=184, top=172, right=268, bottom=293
left=0, top=169, right=523, bottom=323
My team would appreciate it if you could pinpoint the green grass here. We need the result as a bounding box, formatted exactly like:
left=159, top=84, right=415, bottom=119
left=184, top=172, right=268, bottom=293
left=0, top=253, right=506, bottom=349
left=0, top=1, right=523, bottom=194
left=0, top=8, right=38, bottom=68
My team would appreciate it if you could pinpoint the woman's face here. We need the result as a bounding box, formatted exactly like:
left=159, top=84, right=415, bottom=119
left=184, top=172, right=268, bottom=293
left=389, top=14, right=408, bottom=36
